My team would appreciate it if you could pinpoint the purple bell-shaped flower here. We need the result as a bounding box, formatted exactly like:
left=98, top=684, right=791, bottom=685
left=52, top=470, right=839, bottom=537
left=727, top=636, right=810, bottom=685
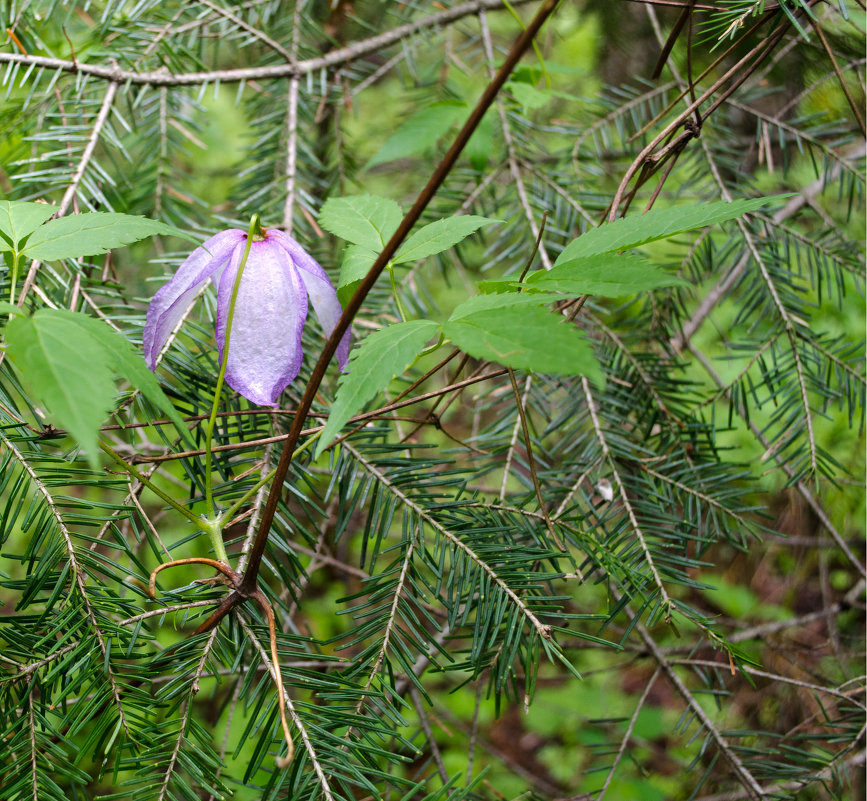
left=143, top=227, right=349, bottom=406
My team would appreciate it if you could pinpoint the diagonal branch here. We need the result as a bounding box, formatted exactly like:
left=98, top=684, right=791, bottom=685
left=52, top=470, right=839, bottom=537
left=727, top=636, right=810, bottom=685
left=281, top=0, right=306, bottom=234
left=688, top=343, right=866, bottom=579
left=241, top=0, right=562, bottom=592
left=156, top=628, right=219, bottom=801
left=597, top=667, right=662, bottom=800
left=506, top=368, right=565, bottom=550
left=1, top=430, right=135, bottom=740
left=629, top=606, right=765, bottom=800
left=15, top=81, right=119, bottom=308
left=197, top=0, right=292, bottom=60
left=56, top=81, right=119, bottom=217
left=28, top=698, right=38, bottom=799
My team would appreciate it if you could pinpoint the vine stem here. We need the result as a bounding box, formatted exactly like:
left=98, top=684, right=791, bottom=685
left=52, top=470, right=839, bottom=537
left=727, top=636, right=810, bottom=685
left=239, top=0, right=562, bottom=594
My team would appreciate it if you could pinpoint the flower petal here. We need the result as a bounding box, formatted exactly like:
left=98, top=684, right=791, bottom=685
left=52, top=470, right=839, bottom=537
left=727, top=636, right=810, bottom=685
left=268, top=229, right=350, bottom=370
left=216, top=238, right=308, bottom=407
left=142, top=229, right=245, bottom=368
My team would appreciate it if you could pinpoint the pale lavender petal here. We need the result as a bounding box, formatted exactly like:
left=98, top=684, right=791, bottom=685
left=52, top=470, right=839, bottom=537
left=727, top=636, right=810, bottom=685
left=143, top=229, right=245, bottom=368
left=215, top=238, right=308, bottom=407
left=268, top=229, right=350, bottom=370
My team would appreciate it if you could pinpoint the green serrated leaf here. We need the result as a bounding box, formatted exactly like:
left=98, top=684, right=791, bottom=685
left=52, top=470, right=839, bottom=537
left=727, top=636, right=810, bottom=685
left=319, top=194, right=403, bottom=250
left=5, top=309, right=194, bottom=466
left=443, top=294, right=603, bottom=384
left=22, top=213, right=196, bottom=261
left=477, top=279, right=522, bottom=294
left=525, top=253, right=689, bottom=296
left=554, top=196, right=790, bottom=265
left=444, top=301, right=602, bottom=382
left=0, top=300, right=26, bottom=317
left=69, top=313, right=194, bottom=448
left=394, top=216, right=500, bottom=264
left=339, top=243, right=378, bottom=289
left=366, top=101, right=467, bottom=169
left=315, top=320, right=441, bottom=458
left=448, top=292, right=552, bottom=320
left=5, top=310, right=117, bottom=469
left=0, top=200, right=57, bottom=248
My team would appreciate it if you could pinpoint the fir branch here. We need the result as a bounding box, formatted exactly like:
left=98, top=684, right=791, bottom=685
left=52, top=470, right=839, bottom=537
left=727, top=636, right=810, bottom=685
left=237, top=615, right=335, bottom=801
left=0, top=430, right=136, bottom=741
left=344, top=442, right=554, bottom=641
left=0, top=0, right=539, bottom=87
left=581, top=377, right=673, bottom=615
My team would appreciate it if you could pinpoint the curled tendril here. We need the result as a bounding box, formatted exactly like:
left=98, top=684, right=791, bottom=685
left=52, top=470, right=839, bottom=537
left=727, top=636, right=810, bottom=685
left=147, top=557, right=295, bottom=767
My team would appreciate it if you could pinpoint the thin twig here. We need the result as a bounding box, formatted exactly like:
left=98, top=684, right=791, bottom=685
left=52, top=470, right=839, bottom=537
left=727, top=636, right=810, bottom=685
left=627, top=603, right=765, bottom=800
left=597, top=667, right=662, bottom=800
left=0, top=0, right=538, bottom=87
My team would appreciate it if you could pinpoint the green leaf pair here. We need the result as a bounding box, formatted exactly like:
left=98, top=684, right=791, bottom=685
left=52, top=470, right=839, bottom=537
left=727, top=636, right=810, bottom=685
left=313, top=292, right=601, bottom=460
left=318, top=193, right=500, bottom=301
left=4, top=309, right=193, bottom=469
left=0, top=199, right=196, bottom=468
left=0, top=199, right=194, bottom=260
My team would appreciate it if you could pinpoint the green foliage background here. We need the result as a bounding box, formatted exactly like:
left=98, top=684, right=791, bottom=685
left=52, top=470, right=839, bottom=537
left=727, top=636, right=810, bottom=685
left=0, top=2, right=864, bottom=800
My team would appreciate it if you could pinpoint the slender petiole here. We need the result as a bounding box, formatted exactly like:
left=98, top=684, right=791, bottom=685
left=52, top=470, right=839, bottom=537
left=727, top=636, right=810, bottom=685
left=386, top=262, right=408, bottom=322
left=8, top=249, right=21, bottom=304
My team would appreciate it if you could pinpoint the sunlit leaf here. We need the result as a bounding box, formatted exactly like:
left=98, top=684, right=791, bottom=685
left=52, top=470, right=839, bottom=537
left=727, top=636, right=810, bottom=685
left=22, top=213, right=196, bottom=261
left=445, top=294, right=602, bottom=382
left=555, top=196, right=789, bottom=265
left=394, top=216, right=500, bottom=264
left=319, top=194, right=403, bottom=250
left=525, top=252, right=689, bottom=296
left=315, top=319, right=441, bottom=458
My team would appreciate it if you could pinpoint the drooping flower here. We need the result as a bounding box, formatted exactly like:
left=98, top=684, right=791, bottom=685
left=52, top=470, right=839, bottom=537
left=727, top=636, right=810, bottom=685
left=143, top=226, right=350, bottom=407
